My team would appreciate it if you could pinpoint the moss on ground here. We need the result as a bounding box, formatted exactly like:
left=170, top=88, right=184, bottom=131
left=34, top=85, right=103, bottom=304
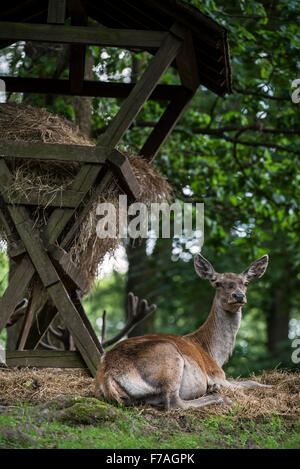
left=0, top=396, right=299, bottom=449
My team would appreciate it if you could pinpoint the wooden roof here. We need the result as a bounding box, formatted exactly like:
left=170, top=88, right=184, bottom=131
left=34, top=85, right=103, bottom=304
left=0, top=0, right=232, bottom=96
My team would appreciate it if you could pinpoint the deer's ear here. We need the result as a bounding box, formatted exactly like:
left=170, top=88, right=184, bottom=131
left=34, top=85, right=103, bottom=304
left=242, top=254, right=269, bottom=282
left=194, top=254, right=217, bottom=282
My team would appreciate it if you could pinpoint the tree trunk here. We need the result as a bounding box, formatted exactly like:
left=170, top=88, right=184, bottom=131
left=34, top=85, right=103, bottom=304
left=266, top=286, right=290, bottom=355
left=126, top=239, right=156, bottom=337
left=73, top=53, right=94, bottom=136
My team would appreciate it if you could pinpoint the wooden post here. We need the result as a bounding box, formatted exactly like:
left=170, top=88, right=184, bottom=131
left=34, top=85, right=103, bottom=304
left=140, top=87, right=194, bottom=161
left=98, top=28, right=183, bottom=149
left=0, top=257, right=35, bottom=334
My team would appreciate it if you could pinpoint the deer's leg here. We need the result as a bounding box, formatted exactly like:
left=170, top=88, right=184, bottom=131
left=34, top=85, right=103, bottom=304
left=223, top=380, right=271, bottom=389
left=168, top=392, right=233, bottom=410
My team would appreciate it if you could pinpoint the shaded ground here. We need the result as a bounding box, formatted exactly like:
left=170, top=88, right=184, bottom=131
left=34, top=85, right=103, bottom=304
left=0, top=368, right=299, bottom=449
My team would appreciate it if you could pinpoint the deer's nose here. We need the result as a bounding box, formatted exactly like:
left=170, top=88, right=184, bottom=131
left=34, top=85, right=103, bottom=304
left=232, top=293, right=245, bottom=303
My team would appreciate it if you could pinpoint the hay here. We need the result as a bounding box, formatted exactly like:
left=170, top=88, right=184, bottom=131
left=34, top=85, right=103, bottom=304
left=0, top=368, right=299, bottom=420
left=0, top=367, right=94, bottom=404
left=0, top=103, right=173, bottom=292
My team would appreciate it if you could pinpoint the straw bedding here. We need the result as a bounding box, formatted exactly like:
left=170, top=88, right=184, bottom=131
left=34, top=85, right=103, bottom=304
left=0, top=103, right=173, bottom=293
left=0, top=368, right=299, bottom=419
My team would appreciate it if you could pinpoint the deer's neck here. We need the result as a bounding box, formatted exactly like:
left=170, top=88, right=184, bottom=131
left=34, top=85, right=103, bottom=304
left=185, top=296, right=242, bottom=367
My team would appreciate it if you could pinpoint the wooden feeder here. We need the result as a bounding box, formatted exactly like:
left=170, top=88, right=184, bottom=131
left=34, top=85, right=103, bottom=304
left=0, top=0, right=231, bottom=376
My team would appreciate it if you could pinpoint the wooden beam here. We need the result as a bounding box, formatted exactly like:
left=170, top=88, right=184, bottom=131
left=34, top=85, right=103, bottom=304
left=3, top=189, right=86, bottom=208
left=0, top=141, right=106, bottom=163
left=17, top=281, right=42, bottom=351
left=99, top=28, right=183, bottom=149
left=0, top=256, right=35, bottom=334
left=140, top=87, right=194, bottom=161
left=68, top=0, right=87, bottom=94
left=0, top=22, right=166, bottom=49
left=49, top=245, right=88, bottom=293
left=176, top=30, right=200, bottom=92
left=60, top=169, right=113, bottom=250
left=69, top=44, right=86, bottom=94
left=2, top=76, right=183, bottom=101
left=42, top=163, right=105, bottom=247
left=47, top=0, right=67, bottom=24
left=6, top=350, right=86, bottom=368
left=108, top=150, right=141, bottom=200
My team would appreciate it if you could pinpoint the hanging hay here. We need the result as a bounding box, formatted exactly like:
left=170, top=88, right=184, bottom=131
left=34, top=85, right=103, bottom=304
left=0, top=103, right=173, bottom=293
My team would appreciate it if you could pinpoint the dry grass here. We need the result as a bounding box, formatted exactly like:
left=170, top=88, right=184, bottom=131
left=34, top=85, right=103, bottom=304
left=0, top=367, right=94, bottom=404
left=0, top=368, right=299, bottom=420
left=0, top=103, right=173, bottom=292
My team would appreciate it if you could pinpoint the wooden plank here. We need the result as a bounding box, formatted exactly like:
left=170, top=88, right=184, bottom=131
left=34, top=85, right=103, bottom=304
left=2, top=76, right=183, bottom=101
left=49, top=245, right=88, bottom=293
left=0, top=22, right=166, bottom=49
left=60, top=168, right=113, bottom=250
left=0, top=201, right=20, bottom=248
left=24, top=301, right=58, bottom=350
left=71, top=290, right=104, bottom=356
left=140, top=87, right=194, bottom=161
left=7, top=204, right=61, bottom=288
left=6, top=350, right=86, bottom=368
left=42, top=163, right=105, bottom=246
left=8, top=241, right=26, bottom=259
left=98, top=29, right=183, bottom=149
left=0, top=256, right=35, bottom=334
left=47, top=0, right=67, bottom=24
left=69, top=0, right=87, bottom=94
left=69, top=44, right=86, bottom=94
left=0, top=140, right=106, bottom=163
left=3, top=189, right=86, bottom=208
left=108, top=150, right=141, bottom=200
left=176, top=30, right=200, bottom=92
left=17, top=281, right=42, bottom=351
left=4, top=197, right=102, bottom=374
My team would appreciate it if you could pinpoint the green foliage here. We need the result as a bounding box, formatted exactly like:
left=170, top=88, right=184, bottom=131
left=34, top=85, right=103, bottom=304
left=0, top=403, right=299, bottom=449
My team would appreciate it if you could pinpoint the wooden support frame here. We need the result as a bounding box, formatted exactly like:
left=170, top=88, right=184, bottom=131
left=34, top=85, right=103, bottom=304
left=68, top=0, right=88, bottom=94
left=140, top=87, right=194, bottom=161
left=0, top=141, right=107, bottom=163
left=0, top=21, right=167, bottom=49
left=140, top=28, right=201, bottom=160
left=47, top=0, right=67, bottom=24
left=0, top=256, right=35, bottom=333
left=1, top=77, right=183, bottom=101
left=98, top=30, right=183, bottom=149
left=6, top=350, right=86, bottom=368
left=0, top=21, right=208, bottom=376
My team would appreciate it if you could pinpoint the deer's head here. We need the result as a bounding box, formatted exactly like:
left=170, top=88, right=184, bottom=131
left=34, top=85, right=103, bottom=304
left=194, top=254, right=269, bottom=313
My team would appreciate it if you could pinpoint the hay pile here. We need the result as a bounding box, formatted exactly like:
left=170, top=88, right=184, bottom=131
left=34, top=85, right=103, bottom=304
left=0, top=103, right=173, bottom=293
left=0, top=368, right=299, bottom=420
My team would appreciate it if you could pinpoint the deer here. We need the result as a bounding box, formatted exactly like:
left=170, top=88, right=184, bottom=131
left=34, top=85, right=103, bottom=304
left=95, top=253, right=270, bottom=410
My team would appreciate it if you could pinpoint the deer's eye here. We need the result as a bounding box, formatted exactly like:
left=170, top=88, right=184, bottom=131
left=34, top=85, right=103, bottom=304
left=244, top=282, right=249, bottom=287
left=215, top=282, right=222, bottom=288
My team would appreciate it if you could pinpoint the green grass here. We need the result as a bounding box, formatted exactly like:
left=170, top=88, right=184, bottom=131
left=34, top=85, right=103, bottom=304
left=0, top=399, right=299, bottom=449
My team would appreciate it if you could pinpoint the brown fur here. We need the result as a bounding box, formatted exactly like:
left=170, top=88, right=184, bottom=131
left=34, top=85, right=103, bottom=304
left=95, top=254, right=269, bottom=410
